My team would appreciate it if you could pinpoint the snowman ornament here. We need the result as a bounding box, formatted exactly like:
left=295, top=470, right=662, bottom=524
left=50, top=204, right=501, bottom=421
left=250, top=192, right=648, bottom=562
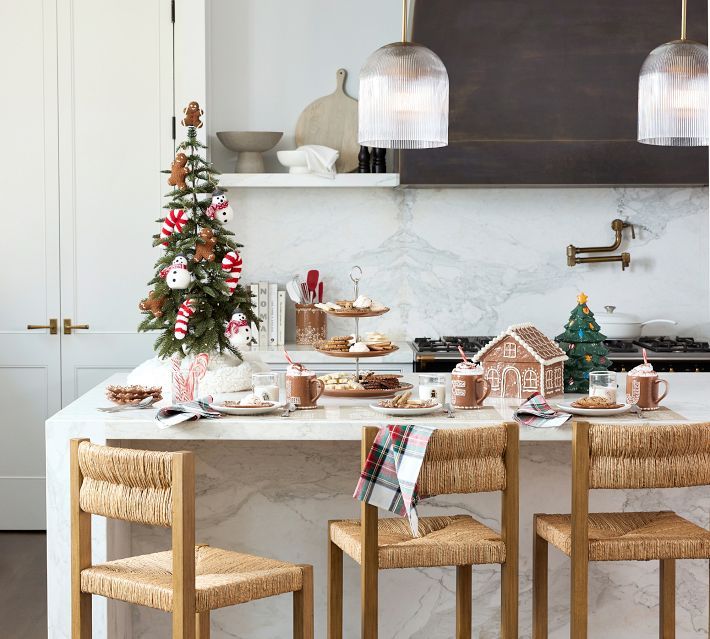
left=206, top=187, right=234, bottom=225
left=225, top=311, right=252, bottom=347
left=162, top=255, right=192, bottom=290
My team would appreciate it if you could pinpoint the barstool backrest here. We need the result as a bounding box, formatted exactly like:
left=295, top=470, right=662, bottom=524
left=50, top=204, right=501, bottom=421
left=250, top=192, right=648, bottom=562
left=585, top=422, right=710, bottom=490
left=76, top=440, right=177, bottom=526
left=418, top=425, right=509, bottom=497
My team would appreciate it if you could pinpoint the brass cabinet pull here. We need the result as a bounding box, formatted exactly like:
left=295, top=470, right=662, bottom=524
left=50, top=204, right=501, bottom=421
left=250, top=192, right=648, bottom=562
left=27, top=318, right=58, bottom=335
left=63, top=319, right=90, bottom=335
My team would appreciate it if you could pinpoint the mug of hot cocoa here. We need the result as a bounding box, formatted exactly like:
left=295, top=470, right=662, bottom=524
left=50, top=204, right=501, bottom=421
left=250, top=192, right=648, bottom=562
left=451, top=361, right=490, bottom=409
left=626, top=362, right=669, bottom=411
left=285, top=363, right=324, bottom=410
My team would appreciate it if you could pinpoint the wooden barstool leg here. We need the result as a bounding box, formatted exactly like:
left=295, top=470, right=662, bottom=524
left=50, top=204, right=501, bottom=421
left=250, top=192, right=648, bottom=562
left=533, top=525, right=548, bottom=639
left=659, top=559, right=675, bottom=639
left=456, top=565, right=472, bottom=638
left=361, top=554, right=378, bottom=639
left=570, top=554, right=588, bottom=639
left=196, top=612, right=210, bottom=639
left=294, top=565, right=314, bottom=639
left=328, top=533, right=343, bottom=639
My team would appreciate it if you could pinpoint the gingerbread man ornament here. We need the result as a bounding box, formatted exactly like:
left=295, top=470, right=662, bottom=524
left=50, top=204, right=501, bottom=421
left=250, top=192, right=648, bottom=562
left=181, top=101, right=204, bottom=128
left=139, top=290, right=166, bottom=318
left=193, top=228, right=217, bottom=262
left=168, top=152, right=189, bottom=190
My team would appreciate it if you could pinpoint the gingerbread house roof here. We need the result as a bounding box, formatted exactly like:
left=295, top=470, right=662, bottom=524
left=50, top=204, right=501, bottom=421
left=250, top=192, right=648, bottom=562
left=473, top=323, right=568, bottom=365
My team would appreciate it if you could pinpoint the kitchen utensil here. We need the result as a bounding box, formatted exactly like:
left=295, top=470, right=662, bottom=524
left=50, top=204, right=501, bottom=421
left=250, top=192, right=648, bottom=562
left=215, top=131, right=283, bottom=173
left=317, top=281, right=324, bottom=303
left=97, top=396, right=157, bottom=412
left=280, top=402, right=296, bottom=418
left=554, top=402, right=634, bottom=416
left=300, top=282, right=310, bottom=304
left=444, top=403, right=455, bottom=418
left=595, top=305, right=677, bottom=339
left=369, top=403, right=443, bottom=417
left=306, top=270, right=319, bottom=300
left=286, top=279, right=302, bottom=303
left=295, top=69, right=359, bottom=173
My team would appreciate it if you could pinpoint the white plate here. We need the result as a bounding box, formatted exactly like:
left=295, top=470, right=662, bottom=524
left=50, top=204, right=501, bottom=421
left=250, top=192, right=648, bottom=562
left=210, top=402, right=283, bottom=416
left=369, top=402, right=442, bottom=417
left=554, top=402, right=634, bottom=416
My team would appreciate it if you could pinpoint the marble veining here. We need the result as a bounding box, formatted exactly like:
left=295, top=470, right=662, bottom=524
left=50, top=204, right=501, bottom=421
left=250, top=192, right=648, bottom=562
left=232, top=186, right=709, bottom=341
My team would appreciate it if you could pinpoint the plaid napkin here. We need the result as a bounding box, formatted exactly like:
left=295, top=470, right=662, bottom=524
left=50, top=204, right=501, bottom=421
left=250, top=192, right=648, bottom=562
left=155, top=397, right=220, bottom=429
left=354, top=424, right=435, bottom=537
left=514, top=392, right=571, bottom=428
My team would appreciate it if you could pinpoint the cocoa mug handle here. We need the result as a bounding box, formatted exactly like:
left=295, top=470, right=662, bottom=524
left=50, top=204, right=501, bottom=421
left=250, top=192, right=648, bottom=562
left=654, top=378, right=669, bottom=404
left=310, top=378, right=325, bottom=403
left=476, top=377, right=492, bottom=401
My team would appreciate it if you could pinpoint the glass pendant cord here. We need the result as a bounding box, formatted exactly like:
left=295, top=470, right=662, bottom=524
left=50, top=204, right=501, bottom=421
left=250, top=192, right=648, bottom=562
left=637, top=0, right=709, bottom=146
left=358, top=0, right=449, bottom=149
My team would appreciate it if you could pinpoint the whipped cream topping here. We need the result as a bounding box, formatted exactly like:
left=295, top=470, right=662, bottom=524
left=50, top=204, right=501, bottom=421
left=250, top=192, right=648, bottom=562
left=628, top=363, right=657, bottom=377
left=452, top=361, right=484, bottom=376
left=287, top=363, right=313, bottom=377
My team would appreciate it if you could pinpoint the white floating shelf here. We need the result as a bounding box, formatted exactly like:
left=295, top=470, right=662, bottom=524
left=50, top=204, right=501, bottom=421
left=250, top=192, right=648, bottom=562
left=218, top=173, right=400, bottom=188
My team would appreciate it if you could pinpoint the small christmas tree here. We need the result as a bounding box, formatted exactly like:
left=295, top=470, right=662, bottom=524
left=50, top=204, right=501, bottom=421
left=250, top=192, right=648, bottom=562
left=555, top=293, right=612, bottom=393
left=138, top=102, right=257, bottom=359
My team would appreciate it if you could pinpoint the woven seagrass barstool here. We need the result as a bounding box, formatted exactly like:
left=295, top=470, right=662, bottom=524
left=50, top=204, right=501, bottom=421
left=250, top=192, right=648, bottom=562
left=533, top=421, right=710, bottom=639
left=327, top=423, right=519, bottom=639
left=70, top=439, right=313, bottom=639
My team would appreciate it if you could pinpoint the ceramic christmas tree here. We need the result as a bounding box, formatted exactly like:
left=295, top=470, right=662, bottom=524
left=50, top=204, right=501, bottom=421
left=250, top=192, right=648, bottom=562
left=555, top=292, right=612, bottom=393
left=138, top=101, right=257, bottom=360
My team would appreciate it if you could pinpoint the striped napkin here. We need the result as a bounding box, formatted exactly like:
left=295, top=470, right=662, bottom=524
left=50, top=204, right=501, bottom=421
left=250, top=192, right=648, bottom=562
left=156, top=397, right=220, bottom=429
left=354, top=424, right=435, bottom=537
left=514, top=392, right=570, bottom=428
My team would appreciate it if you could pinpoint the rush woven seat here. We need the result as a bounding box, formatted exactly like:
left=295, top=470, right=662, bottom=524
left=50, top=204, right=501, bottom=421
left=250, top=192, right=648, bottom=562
left=81, top=544, right=304, bottom=612
left=330, top=514, right=505, bottom=569
left=536, top=511, right=710, bottom=562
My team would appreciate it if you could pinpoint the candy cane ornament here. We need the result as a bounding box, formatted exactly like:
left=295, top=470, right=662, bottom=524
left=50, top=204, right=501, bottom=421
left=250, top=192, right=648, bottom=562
left=174, top=298, right=195, bottom=340
left=221, top=250, right=243, bottom=294
left=161, top=209, right=188, bottom=245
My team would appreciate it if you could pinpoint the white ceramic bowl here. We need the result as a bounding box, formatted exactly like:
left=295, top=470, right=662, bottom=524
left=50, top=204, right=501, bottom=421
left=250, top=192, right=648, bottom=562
left=277, top=149, right=309, bottom=174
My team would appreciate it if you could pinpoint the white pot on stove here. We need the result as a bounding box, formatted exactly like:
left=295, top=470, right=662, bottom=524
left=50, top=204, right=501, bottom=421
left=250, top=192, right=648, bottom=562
left=596, top=305, right=677, bottom=339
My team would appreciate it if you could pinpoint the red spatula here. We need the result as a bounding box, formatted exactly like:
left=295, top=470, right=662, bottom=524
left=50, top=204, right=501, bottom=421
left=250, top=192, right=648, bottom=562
left=306, top=270, right=319, bottom=303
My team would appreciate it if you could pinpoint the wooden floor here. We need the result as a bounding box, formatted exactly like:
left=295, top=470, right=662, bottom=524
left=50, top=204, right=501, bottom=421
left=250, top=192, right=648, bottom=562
left=0, top=532, right=47, bottom=638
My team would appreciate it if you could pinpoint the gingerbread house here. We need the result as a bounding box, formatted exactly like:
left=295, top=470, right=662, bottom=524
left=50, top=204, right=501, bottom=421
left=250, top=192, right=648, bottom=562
left=473, top=324, right=568, bottom=398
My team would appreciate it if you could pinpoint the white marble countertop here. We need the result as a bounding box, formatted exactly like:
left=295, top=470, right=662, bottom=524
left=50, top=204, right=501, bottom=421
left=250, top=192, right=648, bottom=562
left=46, top=372, right=709, bottom=442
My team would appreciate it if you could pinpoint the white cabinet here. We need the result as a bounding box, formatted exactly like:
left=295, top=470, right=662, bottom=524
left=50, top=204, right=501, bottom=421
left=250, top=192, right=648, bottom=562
left=0, top=0, right=181, bottom=529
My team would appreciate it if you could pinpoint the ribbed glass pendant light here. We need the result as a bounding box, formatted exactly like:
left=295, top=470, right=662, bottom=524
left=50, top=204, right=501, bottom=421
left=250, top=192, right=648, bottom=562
left=638, top=0, right=708, bottom=146
left=358, top=0, right=449, bottom=149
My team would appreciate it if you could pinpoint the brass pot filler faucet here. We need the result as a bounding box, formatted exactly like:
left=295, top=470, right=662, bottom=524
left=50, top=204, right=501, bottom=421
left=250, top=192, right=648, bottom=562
left=566, top=218, right=634, bottom=271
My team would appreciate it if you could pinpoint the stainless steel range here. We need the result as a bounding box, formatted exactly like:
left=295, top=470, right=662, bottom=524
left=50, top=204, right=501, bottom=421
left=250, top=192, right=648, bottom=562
left=412, top=335, right=710, bottom=373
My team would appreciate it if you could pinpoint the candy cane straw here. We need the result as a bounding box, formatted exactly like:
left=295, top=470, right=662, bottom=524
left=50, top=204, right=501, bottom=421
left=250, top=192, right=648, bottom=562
left=643, top=348, right=649, bottom=366
left=284, top=350, right=304, bottom=371
left=171, top=356, right=187, bottom=403
left=458, top=345, right=469, bottom=364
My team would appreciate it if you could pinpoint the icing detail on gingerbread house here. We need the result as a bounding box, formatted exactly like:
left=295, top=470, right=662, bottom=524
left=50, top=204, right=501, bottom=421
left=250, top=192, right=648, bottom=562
left=473, top=324, right=568, bottom=398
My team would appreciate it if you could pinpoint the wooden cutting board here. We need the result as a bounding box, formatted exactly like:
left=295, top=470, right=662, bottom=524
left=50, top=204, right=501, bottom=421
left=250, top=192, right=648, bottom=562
left=295, top=68, right=359, bottom=173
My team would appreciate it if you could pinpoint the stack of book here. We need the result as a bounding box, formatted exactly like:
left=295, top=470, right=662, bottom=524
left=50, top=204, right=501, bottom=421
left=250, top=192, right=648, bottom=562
left=248, top=282, right=285, bottom=347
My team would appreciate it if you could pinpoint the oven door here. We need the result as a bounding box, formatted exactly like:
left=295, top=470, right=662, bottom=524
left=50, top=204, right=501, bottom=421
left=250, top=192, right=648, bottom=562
left=415, top=355, right=459, bottom=373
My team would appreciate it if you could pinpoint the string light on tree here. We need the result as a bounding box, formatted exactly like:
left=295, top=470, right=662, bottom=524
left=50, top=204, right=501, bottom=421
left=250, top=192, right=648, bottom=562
left=555, top=292, right=612, bottom=393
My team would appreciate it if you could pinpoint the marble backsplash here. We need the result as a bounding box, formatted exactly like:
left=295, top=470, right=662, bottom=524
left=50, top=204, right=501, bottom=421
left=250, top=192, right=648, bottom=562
left=229, top=186, right=709, bottom=342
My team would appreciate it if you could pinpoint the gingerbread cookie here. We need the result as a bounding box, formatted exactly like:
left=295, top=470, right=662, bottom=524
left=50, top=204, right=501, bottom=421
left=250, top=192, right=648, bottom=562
left=181, top=101, right=204, bottom=128
left=139, top=290, right=166, bottom=318
left=168, top=152, right=189, bottom=190
left=193, top=227, right=217, bottom=262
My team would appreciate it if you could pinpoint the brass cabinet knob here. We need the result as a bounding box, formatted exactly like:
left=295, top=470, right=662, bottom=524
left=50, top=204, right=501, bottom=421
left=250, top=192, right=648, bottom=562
left=63, top=319, right=90, bottom=335
left=27, top=319, right=58, bottom=335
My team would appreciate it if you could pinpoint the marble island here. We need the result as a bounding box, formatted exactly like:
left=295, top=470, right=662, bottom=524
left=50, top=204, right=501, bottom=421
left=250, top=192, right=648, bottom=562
left=46, top=373, right=710, bottom=638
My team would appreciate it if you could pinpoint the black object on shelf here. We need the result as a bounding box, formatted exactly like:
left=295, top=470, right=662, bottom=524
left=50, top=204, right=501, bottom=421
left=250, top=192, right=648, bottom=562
left=358, top=146, right=371, bottom=173
left=372, top=147, right=387, bottom=173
